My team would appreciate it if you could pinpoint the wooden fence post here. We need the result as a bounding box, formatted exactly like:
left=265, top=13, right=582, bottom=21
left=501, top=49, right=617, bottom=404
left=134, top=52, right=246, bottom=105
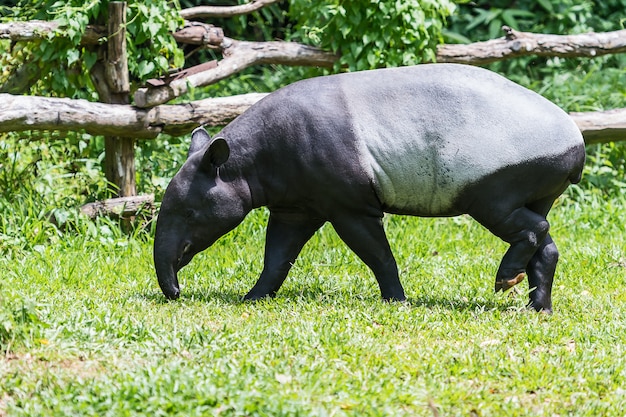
left=102, top=1, right=135, bottom=197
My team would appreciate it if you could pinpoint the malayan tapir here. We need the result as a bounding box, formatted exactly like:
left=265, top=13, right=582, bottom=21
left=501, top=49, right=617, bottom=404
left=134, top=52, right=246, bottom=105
left=153, top=63, right=585, bottom=312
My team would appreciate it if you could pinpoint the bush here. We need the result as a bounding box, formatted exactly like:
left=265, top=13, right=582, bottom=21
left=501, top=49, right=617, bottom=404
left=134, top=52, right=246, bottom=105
left=289, top=0, right=456, bottom=71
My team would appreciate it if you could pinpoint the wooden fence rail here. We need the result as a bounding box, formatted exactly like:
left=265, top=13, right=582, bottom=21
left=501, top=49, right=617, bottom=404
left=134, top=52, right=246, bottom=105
left=1, top=92, right=625, bottom=145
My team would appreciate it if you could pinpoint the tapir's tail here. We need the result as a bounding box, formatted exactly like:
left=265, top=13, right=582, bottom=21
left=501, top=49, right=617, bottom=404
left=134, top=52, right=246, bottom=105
left=568, top=142, right=586, bottom=185
left=569, top=169, right=583, bottom=185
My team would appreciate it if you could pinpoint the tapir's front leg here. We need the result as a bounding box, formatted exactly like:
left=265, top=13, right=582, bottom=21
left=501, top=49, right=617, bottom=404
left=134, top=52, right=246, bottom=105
left=331, top=215, right=406, bottom=301
left=244, top=211, right=323, bottom=300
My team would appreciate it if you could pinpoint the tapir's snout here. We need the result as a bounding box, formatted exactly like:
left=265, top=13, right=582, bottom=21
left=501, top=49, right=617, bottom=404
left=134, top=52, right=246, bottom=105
left=155, top=256, right=181, bottom=300
left=153, top=221, right=183, bottom=300
left=162, top=285, right=180, bottom=300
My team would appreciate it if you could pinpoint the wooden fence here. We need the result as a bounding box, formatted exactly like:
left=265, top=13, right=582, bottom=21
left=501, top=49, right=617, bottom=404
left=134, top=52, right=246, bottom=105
left=1, top=1, right=625, bottom=213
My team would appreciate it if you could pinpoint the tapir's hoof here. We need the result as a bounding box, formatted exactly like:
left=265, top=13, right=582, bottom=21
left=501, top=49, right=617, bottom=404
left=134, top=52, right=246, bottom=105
left=495, top=272, right=525, bottom=292
left=527, top=300, right=553, bottom=314
left=243, top=294, right=266, bottom=302
left=243, top=289, right=276, bottom=301
left=528, top=305, right=553, bottom=314
left=382, top=292, right=407, bottom=302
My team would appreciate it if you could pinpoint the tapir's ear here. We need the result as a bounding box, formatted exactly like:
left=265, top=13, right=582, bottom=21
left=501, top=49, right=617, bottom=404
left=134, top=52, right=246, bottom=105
left=188, top=126, right=211, bottom=158
left=201, top=137, right=230, bottom=169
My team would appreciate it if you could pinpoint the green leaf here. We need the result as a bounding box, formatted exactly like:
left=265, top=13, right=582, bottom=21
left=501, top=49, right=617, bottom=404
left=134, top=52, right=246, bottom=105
left=367, top=52, right=377, bottom=67
left=154, top=55, right=169, bottom=72
left=537, top=0, right=554, bottom=13
left=502, top=9, right=536, bottom=29
left=441, top=29, right=472, bottom=44
left=66, top=48, right=80, bottom=66
left=137, top=61, right=155, bottom=78
left=145, top=19, right=161, bottom=38
left=82, top=50, right=97, bottom=70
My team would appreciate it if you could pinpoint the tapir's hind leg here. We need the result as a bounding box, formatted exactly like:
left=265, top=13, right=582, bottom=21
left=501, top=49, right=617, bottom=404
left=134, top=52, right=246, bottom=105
left=523, top=198, right=560, bottom=312
left=474, top=206, right=551, bottom=293
left=244, top=211, right=323, bottom=300
left=331, top=215, right=406, bottom=301
left=526, top=233, right=558, bottom=312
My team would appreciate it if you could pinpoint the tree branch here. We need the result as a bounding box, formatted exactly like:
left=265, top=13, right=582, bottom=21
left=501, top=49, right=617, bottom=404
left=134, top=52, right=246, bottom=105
left=437, top=26, right=626, bottom=64
left=133, top=39, right=338, bottom=108
left=5, top=20, right=626, bottom=66
left=179, top=0, right=281, bottom=19
left=171, top=21, right=224, bottom=46
left=0, top=20, right=224, bottom=48
left=0, top=19, right=105, bottom=45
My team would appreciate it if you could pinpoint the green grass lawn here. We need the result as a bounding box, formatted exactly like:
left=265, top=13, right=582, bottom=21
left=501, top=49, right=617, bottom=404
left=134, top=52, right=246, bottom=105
left=2, top=195, right=626, bottom=416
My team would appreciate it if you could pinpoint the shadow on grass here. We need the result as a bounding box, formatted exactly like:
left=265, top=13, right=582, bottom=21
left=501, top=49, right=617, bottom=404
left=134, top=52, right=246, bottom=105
left=406, top=294, right=522, bottom=312
left=142, top=285, right=522, bottom=313
left=140, top=288, right=244, bottom=304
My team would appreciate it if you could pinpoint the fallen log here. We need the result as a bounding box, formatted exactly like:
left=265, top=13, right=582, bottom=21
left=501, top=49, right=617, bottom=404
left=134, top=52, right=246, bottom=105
left=154, top=92, right=269, bottom=136
left=0, top=92, right=268, bottom=138
left=1, top=20, right=337, bottom=104
left=569, top=108, right=626, bottom=145
left=5, top=20, right=624, bottom=65
left=0, top=93, right=158, bottom=139
left=80, top=194, right=155, bottom=220
left=5, top=19, right=625, bottom=107
left=437, top=26, right=626, bottom=65
left=0, top=92, right=624, bottom=144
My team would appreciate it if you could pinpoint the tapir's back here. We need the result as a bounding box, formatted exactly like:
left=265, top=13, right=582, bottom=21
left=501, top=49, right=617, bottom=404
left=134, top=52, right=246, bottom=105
left=227, top=63, right=583, bottom=216
left=331, top=64, right=583, bottom=215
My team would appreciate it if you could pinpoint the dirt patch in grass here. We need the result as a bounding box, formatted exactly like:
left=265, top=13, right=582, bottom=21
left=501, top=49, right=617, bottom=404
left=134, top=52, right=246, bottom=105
left=3, top=351, right=105, bottom=378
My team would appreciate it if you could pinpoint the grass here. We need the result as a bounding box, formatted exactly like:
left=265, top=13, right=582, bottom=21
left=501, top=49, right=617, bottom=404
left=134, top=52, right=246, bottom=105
left=1, top=191, right=626, bottom=416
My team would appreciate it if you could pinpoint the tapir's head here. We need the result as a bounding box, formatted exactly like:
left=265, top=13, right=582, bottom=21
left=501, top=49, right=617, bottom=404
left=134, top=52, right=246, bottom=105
left=153, top=127, right=248, bottom=300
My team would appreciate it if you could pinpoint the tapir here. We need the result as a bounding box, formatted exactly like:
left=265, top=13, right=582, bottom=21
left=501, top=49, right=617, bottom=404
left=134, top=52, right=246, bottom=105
left=154, top=63, right=585, bottom=312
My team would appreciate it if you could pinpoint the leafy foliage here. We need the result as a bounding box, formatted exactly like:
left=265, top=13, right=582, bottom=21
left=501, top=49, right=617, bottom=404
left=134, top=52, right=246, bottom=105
left=289, top=0, right=456, bottom=71
left=0, top=0, right=184, bottom=99
left=446, top=0, right=624, bottom=41
left=0, top=131, right=131, bottom=254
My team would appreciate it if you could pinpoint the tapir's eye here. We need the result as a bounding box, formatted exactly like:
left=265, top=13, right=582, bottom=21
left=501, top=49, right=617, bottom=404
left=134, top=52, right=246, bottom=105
left=182, top=242, right=192, bottom=255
